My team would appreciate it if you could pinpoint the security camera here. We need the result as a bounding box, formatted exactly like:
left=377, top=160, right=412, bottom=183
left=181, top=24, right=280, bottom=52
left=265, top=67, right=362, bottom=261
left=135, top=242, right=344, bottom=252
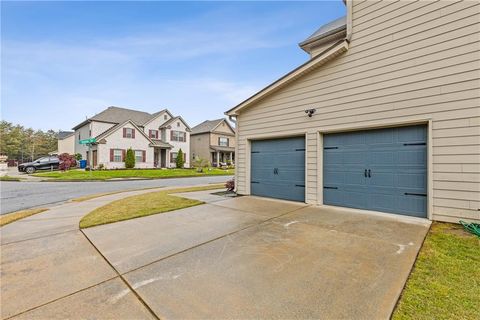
left=305, top=108, right=316, bottom=117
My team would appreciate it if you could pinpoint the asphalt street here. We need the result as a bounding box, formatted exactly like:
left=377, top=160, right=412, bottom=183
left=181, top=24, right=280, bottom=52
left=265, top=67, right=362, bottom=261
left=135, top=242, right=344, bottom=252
left=0, top=176, right=232, bottom=214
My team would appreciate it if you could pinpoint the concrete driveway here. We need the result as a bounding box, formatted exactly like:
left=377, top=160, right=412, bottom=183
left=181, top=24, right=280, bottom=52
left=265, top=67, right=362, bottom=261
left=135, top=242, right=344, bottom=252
left=1, top=190, right=430, bottom=319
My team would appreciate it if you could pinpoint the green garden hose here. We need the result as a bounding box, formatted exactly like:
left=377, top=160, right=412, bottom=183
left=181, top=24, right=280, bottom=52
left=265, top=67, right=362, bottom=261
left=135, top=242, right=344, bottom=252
left=459, top=220, right=480, bottom=238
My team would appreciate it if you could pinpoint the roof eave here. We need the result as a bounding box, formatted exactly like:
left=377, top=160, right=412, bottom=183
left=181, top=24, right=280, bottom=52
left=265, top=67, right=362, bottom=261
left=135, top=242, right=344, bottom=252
left=298, top=25, right=347, bottom=50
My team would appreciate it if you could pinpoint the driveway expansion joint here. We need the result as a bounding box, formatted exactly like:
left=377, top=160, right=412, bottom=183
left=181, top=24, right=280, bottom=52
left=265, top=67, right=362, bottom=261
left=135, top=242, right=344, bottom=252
left=0, top=228, right=79, bottom=247
left=2, top=276, right=120, bottom=320
left=79, top=228, right=160, bottom=320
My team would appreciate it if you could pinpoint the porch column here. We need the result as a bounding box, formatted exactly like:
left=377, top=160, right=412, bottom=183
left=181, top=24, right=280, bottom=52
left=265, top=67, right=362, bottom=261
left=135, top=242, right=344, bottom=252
left=229, top=152, right=233, bottom=161
left=217, top=151, right=220, bottom=167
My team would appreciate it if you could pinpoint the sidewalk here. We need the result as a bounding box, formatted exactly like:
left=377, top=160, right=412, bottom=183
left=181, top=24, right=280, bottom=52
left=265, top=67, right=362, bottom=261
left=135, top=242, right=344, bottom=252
left=0, top=186, right=177, bottom=319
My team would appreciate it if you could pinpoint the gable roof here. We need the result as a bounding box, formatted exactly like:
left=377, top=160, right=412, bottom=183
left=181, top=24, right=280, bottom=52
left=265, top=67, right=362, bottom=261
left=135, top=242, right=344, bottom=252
left=57, top=131, right=74, bottom=140
left=143, top=109, right=174, bottom=127
left=225, top=40, right=349, bottom=116
left=90, top=106, right=153, bottom=125
left=159, top=116, right=192, bottom=132
left=191, top=119, right=235, bottom=135
left=72, top=106, right=178, bottom=130
left=95, top=120, right=154, bottom=143
left=299, top=16, right=346, bottom=51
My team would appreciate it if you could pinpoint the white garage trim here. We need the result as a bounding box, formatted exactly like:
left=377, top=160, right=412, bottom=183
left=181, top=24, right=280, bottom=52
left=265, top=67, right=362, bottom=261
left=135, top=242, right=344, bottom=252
left=315, top=118, right=433, bottom=221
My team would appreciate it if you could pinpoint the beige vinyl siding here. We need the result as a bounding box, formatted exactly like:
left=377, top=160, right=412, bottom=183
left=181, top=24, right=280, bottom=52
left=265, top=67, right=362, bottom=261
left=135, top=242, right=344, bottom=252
left=235, top=0, right=480, bottom=222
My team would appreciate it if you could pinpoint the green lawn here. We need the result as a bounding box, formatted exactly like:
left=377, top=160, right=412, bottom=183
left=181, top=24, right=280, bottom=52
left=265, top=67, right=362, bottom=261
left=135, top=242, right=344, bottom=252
left=34, top=168, right=234, bottom=181
left=79, top=184, right=224, bottom=228
left=0, top=176, right=22, bottom=181
left=393, top=222, right=480, bottom=319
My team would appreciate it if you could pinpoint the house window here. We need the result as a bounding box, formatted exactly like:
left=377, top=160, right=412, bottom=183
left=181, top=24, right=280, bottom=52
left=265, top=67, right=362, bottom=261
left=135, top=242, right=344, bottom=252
left=219, top=137, right=229, bottom=147
left=171, top=130, right=186, bottom=142
left=78, top=133, right=81, bottom=141
left=135, top=150, right=144, bottom=162
left=177, top=122, right=180, bottom=127
left=164, top=115, right=168, bottom=120
left=149, top=130, right=158, bottom=139
left=113, top=149, right=122, bottom=162
left=170, top=152, right=178, bottom=163
left=124, top=128, right=134, bottom=139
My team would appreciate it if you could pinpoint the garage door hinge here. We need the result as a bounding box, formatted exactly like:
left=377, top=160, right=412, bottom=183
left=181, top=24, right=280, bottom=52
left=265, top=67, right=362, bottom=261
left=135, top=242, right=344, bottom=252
left=324, top=147, right=338, bottom=150
left=324, top=186, right=338, bottom=189
left=404, top=192, right=427, bottom=196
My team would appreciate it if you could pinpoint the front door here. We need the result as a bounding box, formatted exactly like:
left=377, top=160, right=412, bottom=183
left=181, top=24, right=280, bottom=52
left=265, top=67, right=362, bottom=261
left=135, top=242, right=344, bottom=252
left=92, top=150, right=98, bottom=168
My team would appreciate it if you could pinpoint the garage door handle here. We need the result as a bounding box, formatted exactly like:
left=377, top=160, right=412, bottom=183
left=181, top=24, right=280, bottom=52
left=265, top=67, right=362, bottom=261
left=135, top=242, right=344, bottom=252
left=368, top=169, right=371, bottom=178
left=364, top=169, right=367, bottom=177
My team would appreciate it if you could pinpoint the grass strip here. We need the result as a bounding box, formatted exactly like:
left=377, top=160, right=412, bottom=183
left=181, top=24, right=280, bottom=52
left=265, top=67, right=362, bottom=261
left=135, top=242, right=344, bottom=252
left=34, top=168, right=234, bottom=181
left=0, top=208, right=48, bottom=227
left=393, top=222, right=480, bottom=319
left=79, top=184, right=224, bottom=228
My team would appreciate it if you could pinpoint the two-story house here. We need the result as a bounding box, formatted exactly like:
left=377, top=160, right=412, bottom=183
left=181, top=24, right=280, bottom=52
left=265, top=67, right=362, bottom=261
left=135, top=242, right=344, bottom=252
left=190, top=118, right=235, bottom=167
left=72, top=106, right=191, bottom=169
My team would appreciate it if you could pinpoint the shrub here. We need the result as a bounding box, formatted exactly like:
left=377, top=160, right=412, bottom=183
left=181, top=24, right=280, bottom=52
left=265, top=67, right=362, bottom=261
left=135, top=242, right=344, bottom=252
left=176, top=149, right=185, bottom=169
left=58, top=153, right=77, bottom=171
left=192, top=156, right=209, bottom=172
left=74, top=153, right=82, bottom=161
left=125, top=148, right=135, bottom=169
left=225, top=178, right=235, bottom=192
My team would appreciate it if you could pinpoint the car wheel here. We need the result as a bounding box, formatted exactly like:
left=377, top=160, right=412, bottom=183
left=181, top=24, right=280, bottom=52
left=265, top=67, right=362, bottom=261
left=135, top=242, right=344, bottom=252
left=25, top=167, right=36, bottom=174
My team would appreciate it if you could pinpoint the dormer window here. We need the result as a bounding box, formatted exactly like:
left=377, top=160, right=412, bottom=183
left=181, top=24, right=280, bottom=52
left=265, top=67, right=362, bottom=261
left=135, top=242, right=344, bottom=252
left=177, top=122, right=180, bottom=127
left=164, top=115, right=168, bottom=120
left=123, top=128, right=135, bottom=139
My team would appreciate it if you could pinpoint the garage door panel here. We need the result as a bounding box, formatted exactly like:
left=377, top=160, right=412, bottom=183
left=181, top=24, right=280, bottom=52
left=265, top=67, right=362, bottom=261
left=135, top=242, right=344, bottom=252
left=251, top=137, right=305, bottom=202
left=324, top=125, right=427, bottom=218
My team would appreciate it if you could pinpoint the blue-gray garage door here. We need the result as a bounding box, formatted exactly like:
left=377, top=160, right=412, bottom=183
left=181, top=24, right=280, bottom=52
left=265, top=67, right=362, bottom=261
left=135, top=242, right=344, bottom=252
left=251, top=137, right=305, bottom=202
left=323, top=125, right=427, bottom=218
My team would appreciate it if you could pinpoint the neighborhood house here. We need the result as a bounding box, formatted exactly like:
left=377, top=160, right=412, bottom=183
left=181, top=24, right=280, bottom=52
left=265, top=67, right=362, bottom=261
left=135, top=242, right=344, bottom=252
left=226, top=0, right=480, bottom=223
left=72, top=106, right=191, bottom=169
left=190, top=118, right=236, bottom=166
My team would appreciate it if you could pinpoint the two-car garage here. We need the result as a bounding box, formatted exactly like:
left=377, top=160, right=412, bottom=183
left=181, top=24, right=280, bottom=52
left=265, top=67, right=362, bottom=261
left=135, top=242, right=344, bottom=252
left=250, top=125, right=428, bottom=218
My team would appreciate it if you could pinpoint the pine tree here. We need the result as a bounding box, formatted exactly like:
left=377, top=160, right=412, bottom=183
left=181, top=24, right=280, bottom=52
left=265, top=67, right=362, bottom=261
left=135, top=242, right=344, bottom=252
left=176, top=149, right=185, bottom=168
left=125, top=148, right=135, bottom=169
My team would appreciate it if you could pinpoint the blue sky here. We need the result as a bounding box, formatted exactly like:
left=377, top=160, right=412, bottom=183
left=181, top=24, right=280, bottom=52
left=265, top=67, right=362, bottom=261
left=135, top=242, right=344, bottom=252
left=2, top=1, right=345, bottom=131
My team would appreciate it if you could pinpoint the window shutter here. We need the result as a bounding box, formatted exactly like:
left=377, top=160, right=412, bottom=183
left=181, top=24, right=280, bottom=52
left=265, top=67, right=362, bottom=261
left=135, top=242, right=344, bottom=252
left=122, top=149, right=126, bottom=162
left=170, top=131, right=174, bottom=140
left=227, top=138, right=229, bottom=146
left=123, top=128, right=126, bottom=138
left=218, top=137, right=220, bottom=145
left=156, top=131, right=159, bottom=139
left=184, top=132, right=187, bottom=142
left=132, top=129, right=135, bottom=139
left=110, top=149, right=114, bottom=161
left=142, top=150, right=146, bottom=162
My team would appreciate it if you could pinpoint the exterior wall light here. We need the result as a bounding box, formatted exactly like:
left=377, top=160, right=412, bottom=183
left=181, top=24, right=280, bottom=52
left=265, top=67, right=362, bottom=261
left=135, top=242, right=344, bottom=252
left=305, top=108, right=316, bottom=117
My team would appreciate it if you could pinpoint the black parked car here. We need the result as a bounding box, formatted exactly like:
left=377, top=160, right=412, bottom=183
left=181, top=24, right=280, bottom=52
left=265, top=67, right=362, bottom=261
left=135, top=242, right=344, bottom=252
left=18, top=156, right=60, bottom=174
